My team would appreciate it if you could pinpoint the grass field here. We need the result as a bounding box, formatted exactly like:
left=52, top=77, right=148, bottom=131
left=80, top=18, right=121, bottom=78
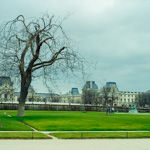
left=50, top=132, right=150, bottom=139
left=0, top=132, right=51, bottom=139
left=1, top=110, right=150, bottom=131
left=0, top=111, right=32, bottom=131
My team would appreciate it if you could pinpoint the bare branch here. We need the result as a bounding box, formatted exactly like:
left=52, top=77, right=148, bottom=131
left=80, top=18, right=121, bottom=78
left=0, top=14, right=86, bottom=116
left=33, top=47, right=66, bottom=68
left=32, top=57, right=65, bottom=72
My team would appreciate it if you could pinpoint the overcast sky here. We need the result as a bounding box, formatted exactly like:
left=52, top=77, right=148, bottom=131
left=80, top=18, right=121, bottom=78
left=1, top=0, right=150, bottom=93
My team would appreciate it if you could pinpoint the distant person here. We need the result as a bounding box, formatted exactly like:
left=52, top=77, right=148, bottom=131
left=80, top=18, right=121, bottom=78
left=106, top=107, right=109, bottom=115
left=112, top=107, right=114, bottom=113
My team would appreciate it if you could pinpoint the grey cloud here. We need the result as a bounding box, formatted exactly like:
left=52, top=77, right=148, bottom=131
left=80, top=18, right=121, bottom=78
left=1, top=0, right=150, bottom=93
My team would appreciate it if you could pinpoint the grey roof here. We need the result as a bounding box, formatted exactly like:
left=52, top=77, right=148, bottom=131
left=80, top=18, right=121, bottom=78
left=0, top=76, right=13, bottom=86
left=15, top=92, right=20, bottom=96
left=105, top=82, right=119, bottom=92
left=84, top=81, right=98, bottom=89
left=71, top=88, right=79, bottom=95
left=35, top=93, right=59, bottom=97
left=106, top=82, right=116, bottom=88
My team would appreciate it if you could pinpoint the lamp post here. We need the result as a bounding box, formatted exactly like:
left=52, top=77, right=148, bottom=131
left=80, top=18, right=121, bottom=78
left=32, top=93, right=34, bottom=104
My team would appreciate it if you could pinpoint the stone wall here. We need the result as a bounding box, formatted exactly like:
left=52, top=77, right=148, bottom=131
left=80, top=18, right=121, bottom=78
left=0, top=103, right=150, bottom=112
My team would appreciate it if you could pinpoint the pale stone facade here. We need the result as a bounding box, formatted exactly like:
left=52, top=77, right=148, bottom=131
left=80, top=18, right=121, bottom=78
left=59, top=94, right=82, bottom=104
left=26, top=85, right=35, bottom=102
left=119, top=91, right=139, bottom=107
left=0, top=77, right=142, bottom=106
left=0, top=76, right=15, bottom=103
left=101, top=82, right=140, bottom=107
left=15, top=86, right=43, bottom=102
left=59, top=88, right=82, bottom=104
left=101, top=82, right=120, bottom=106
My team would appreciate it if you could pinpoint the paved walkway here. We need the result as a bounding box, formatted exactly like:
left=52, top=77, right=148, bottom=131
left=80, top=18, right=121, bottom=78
left=0, top=139, right=150, bottom=150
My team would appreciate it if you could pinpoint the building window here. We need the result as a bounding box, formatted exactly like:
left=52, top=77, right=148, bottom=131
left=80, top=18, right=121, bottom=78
left=4, top=94, right=7, bottom=99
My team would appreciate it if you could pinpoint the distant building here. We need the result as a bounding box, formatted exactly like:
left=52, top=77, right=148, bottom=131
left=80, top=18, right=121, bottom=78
left=0, top=76, right=144, bottom=107
left=35, top=93, right=50, bottom=102
left=105, top=82, right=118, bottom=89
left=82, top=81, right=100, bottom=105
left=0, top=76, right=15, bottom=102
left=83, top=81, right=98, bottom=90
left=101, top=82, right=140, bottom=107
left=15, top=85, right=36, bottom=102
left=35, top=93, right=59, bottom=102
left=27, top=85, right=35, bottom=102
left=71, top=88, right=79, bottom=95
left=100, top=82, right=120, bottom=106
left=59, top=88, right=82, bottom=104
left=119, top=91, right=139, bottom=107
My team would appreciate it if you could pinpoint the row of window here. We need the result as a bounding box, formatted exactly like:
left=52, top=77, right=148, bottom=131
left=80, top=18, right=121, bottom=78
left=121, top=91, right=142, bottom=94
left=121, top=95, right=135, bottom=97
left=0, top=94, right=14, bottom=99
left=120, top=99, right=134, bottom=103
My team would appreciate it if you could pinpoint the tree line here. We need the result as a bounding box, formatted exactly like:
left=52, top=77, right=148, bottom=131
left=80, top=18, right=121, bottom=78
left=135, top=92, right=150, bottom=107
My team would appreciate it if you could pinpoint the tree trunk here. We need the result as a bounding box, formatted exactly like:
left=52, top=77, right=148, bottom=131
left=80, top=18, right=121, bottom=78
left=17, top=87, right=29, bottom=117
left=17, top=73, right=31, bottom=117
left=17, top=101, right=25, bottom=117
left=17, top=80, right=31, bottom=116
left=17, top=87, right=28, bottom=117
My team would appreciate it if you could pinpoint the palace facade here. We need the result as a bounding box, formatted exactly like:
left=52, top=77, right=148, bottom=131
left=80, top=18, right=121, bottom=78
left=0, top=76, right=144, bottom=107
left=0, top=76, right=15, bottom=102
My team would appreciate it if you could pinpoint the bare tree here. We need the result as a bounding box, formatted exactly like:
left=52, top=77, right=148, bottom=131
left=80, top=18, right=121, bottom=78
left=82, top=89, right=92, bottom=105
left=101, top=87, right=109, bottom=107
left=101, top=87, right=112, bottom=114
left=82, top=88, right=92, bottom=112
left=82, top=89, right=100, bottom=105
left=51, top=94, right=60, bottom=103
left=0, top=14, right=85, bottom=116
left=110, top=88, right=119, bottom=107
left=135, top=92, right=150, bottom=107
left=101, top=86, right=119, bottom=114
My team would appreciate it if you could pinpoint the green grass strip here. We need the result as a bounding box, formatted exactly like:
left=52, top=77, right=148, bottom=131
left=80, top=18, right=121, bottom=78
left=1, top=111, right=150, bottom=131
left=50, top=132, right=150, bottom=139
left=16, top=111, right=150, bottom=131
left=0, top=132, right=51, bottom=139
left=0, top=111, right=33, bottom=131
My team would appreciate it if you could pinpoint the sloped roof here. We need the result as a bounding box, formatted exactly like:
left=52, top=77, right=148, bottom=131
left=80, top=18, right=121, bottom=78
left=0, top=76, right=13, bottom=86
left=106, top=82, right=116, bottom=88
left=71, top=88, right=79, bottom=95
left=84, top=81, right=98, bottom=89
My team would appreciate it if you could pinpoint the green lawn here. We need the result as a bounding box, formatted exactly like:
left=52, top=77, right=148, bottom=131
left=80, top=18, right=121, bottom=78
left=0, top=111, right=32, bottom=131
left=1, top=110, right=150, bottom=131
left=51, top=132, right=150, bottom=139
left=0, top=132, right=51, bottom=139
